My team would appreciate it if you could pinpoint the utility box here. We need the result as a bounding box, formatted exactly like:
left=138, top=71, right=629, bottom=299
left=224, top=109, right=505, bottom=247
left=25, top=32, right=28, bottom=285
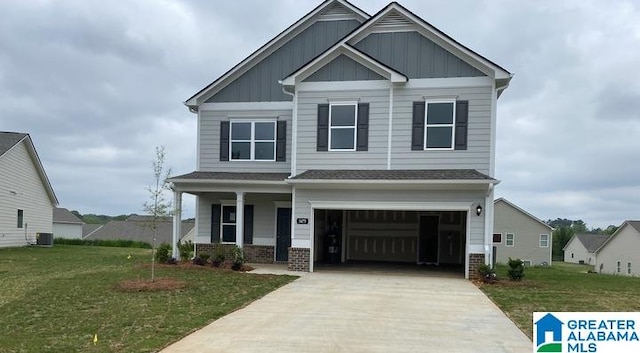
left=36, top=233, right=53, bottom=247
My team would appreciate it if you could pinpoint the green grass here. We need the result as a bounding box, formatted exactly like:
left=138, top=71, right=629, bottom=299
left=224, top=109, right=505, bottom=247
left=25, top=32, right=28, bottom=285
left=481, top=262, right=640, bottom=338
left=0, top=245, right=297, bottom=352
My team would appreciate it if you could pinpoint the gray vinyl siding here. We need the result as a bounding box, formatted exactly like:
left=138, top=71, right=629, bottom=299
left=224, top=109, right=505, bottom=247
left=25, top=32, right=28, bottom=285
left=391, top=85, right=493, bottom=174
left=0, top=141, right=53, bottom=248
left=196, top=193, right=291, bottom=247
left=492, top=200, right=552, bottom=266
left=354, top=31, right=485, bottom=79
left=53, top=223, right=83, bottom=239
left=199, top=109, right=292, bottom=173
left=296, top=88, right=389, bottom=173
left=208, top=20, right=361, bottom=103
left=293, top=188, right=485, bottom=245
left=596, top=225, right=640, bottom=276
left=563, top=238, right=592, bottom=264
left=304, top=55, right=385, bottom=82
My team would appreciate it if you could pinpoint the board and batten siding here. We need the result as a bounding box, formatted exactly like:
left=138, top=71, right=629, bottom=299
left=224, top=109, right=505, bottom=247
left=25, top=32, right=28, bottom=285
left=492, top=200, right=552, bottom=266
left=0, top=141, right=53, bottom=247
left=199, top=109, right=292, bottom=173
left=207, top=20, right=361, bottom=103
left=196, top=193, right=291, bottom=247
left=295, top=88, right=390, bottom=173
left=391, top=85, right=493, bottom=174
left=293, top=188, right=485, bottom=246
left=595, top=225, right=640, bottom=276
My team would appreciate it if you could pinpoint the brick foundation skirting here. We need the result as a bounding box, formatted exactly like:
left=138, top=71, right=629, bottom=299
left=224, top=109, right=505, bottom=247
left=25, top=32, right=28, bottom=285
left=468, top=253, right=486, bottom=280
left=195, top=243, right=275, bottom=264
left=288, top=247, right=310, bottom=272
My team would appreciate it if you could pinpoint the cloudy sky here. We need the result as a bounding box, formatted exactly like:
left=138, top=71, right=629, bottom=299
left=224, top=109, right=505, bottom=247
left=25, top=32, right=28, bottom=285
left=1, top=0, right=639, bottom=228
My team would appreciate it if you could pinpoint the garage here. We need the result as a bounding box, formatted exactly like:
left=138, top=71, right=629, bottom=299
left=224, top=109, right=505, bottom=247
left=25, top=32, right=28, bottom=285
left=313, top=209, right=467, bottom=274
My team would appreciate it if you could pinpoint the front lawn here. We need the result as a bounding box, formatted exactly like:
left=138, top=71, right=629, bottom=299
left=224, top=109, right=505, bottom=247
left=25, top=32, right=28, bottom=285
left=480, top=262, right=640, bottom=338
left=0, top=245, right=297, bottom=352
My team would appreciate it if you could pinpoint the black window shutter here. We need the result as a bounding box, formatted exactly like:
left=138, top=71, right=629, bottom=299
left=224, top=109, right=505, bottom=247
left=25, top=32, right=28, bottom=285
left=317, top=104, right=329, bottom=151
left=411, top=102, right=425, bottom=150
left=455, top=101, right=469, bottom=150
left=220, top=121, right=230, bottom=161
left=356, top=103, right=369, bottom=151
left=276, top=121, right=286, bottom=162
left=211, top=204, right=221, bottom=243
left=243, top=204, right=254, bottom=245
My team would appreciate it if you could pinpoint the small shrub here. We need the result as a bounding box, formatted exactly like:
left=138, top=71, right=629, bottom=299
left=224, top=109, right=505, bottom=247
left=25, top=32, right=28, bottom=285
left=192, top=257, right=206, bottom=266
left=155, top=243, right=171, bottom=264
left=507, top=257, right=525, bottom=281
left=231, top=245, right=244, bottom=271
left=477, top=263, right=497, bottom=283
left=211, top=245, right=226, bottom=267
left=198, top=253, right=210, bottom=263
left=166, top=257, right=178, bottom=265
left=177, top=240, right=193, bottom=260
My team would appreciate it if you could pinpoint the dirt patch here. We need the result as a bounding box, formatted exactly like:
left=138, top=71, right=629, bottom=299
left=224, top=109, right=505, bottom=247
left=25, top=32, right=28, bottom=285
left=477, top=279, right=543, bottom=289
left=115, top=277, right=187, bottom=292
left=139, top=262, right=254, bottom=272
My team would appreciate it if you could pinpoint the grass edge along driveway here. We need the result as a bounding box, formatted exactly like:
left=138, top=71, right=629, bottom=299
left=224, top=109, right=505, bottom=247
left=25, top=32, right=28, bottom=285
left=0, top=245, right=297, bottom=352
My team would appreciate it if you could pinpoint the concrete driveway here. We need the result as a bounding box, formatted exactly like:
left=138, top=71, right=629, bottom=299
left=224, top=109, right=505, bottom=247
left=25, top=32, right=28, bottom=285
left=161, top=268, right=531, bottom=353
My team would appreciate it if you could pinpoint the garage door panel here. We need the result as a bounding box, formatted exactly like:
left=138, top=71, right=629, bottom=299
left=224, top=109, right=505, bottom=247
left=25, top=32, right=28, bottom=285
left=348, top=234, right=417, bottom=262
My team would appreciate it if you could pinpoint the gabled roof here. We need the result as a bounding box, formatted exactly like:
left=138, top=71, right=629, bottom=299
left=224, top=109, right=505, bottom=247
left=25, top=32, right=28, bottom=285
left=494, top=198, right=554, bottom=231
left=184, top=0, right=369, bottom=108
left=82, top=224, right=103, bottom=238
left=564, top=233, right=609, bottom=253
left=594, top=221, right=640, bottom=254
left=53, top=208, right=83, bottom=224
left=0, top=131, right=58, bottom=206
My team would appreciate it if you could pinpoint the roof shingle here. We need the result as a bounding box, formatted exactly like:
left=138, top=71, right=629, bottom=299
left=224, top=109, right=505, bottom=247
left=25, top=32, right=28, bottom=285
left=170, top=171, right=290, bottom=182
left=0, top=131, right=27, bottom=157
left=53, top=208, right=83, bottom=224
left=290, top=169, right=494, bottom=181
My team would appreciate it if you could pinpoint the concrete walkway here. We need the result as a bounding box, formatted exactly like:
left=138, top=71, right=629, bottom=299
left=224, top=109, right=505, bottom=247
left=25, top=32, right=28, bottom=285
left=161, top=267, right=531, bottom=353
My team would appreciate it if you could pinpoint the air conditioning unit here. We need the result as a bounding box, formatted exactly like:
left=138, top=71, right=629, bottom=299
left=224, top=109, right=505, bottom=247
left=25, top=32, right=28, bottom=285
left=36, top=233, right=53, bottom=247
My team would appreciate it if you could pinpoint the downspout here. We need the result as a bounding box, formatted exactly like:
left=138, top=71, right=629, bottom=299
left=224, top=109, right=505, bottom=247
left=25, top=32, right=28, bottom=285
left=280, top=84, right=297, bottom=177
left=484, top=183, right=495, bottom=266
left=386, top=84, right=394, bottom=170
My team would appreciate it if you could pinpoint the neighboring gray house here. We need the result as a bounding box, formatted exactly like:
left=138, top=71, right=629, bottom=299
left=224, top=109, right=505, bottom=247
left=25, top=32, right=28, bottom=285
left=53, top=207, right=84, bottom=239
left=0, top=132, right=58, bottom=247
left=82, top=224, right=103, bottom=238
left=492, top=198, right=554, bottom=267
left=86, top=215, right=194, bottom=245
left=168, top=0, right=512, bottom=279
left=594, top=221, right=640, bottom=276
left=562, top=233, right=608, bottom=265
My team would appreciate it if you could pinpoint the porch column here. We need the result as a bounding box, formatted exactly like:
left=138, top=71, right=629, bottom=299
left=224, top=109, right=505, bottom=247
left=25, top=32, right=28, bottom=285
left=172, top=190, right=182, bottom=259
left=235, top=191, right=244, bottom=248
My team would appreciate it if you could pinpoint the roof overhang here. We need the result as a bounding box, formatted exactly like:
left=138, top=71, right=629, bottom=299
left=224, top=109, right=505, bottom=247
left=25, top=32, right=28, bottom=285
left=280, top=43, right=408, bottom=87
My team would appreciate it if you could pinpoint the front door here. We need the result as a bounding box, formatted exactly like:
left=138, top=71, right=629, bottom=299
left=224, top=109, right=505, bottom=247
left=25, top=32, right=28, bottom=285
left=418, top=215, right=439, bottom=264
left=276, top=207, right=292, bottom=262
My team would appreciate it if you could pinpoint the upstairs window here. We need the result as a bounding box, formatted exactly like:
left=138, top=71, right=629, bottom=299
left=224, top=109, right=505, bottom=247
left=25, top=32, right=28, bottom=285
left=505, top=233, right=514, bottom=247
left=17, top=209, right=23, bottom=228
left=329, top=103, right=357, bottom=151
left=230, top=121, right=276, bottom=161
left=539, top=234, right=549, bottom=248
left=424, top=100, right=455, bottom=150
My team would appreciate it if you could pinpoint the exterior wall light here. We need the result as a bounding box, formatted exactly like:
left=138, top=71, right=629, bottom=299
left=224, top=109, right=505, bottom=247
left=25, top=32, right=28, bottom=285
left=476, top=205, right=483, bottom=216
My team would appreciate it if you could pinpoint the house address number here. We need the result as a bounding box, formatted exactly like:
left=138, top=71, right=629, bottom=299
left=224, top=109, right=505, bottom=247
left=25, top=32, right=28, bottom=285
left=296, top=218, right=309, bottom=225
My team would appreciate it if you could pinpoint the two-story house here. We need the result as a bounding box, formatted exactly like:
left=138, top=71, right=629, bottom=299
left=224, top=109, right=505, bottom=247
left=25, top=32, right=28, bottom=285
left=169, top=0, right=511, bottom=279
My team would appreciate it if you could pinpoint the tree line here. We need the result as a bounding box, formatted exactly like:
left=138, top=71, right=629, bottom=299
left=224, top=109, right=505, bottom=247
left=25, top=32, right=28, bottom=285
left=547, top=218, right=618, bottom=261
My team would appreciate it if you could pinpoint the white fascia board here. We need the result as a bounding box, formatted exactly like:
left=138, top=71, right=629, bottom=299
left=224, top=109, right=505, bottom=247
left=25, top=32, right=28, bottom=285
left=286, top=179, right=496, bottom=185
left=198, top=102, right=293, bottom=112
left=345, top=3, right=511, bottom=81
left=173, top=184, right=292, bottom=195
left=23, top=136, right=59, bottom=206
left=281, top=44, right=407, bottom=86
left=185, top=1, right=369, bottom=107
left=309, top=200, right=473, bottom=211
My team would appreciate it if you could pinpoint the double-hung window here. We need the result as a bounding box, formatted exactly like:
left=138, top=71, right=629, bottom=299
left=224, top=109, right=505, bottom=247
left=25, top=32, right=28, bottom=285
left=505, top=233, right=515, bottom=247
left=424, top=100, right=456, bottom=149
left=539, top=234, right=549, bottom=248
left=221, top=205, right=237, bottom=243
left=329, top=103, right=357, bottom=151
left=230, top=121, right=276, bottom=161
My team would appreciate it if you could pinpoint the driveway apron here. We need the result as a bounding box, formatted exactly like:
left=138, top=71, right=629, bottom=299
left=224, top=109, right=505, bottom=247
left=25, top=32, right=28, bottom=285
left=161, top=271, right=531, bottom=353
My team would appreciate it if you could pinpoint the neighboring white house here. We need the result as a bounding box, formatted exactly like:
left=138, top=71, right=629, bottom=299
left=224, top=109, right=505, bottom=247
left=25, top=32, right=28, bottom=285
left=53, top=207, right=84, bottom=239
left=0, top=132, right=58, bottom=247
left=562, top=233, right=608, bottom=265
left=492, top=198, right=554, bottom=267
left=594, top=221, right=640, bottom=276
left=168, top=0, right=512, bottom=279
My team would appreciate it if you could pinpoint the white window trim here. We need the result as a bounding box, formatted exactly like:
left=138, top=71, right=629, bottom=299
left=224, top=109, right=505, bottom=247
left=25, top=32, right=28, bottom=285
left=505, top=233, right=515, bottom=247
left=328, top=102, right=358, bottom=152
left=423, top=99, right=456, bottom=151
left=221, top=204, right=237, bottom=244
left=539, top=234, right=549, bottom=248
left=492, top=233, right=502, bottom=244
left=522, top=259, right=532, bottom=267
left=230, top=120, right=276, bottom=161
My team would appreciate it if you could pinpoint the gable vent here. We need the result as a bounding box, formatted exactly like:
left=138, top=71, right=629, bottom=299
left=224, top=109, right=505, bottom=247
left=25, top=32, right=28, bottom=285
left=373, top=10, right=413, bottom=29
left=318, top=2, right=358, bottom=21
